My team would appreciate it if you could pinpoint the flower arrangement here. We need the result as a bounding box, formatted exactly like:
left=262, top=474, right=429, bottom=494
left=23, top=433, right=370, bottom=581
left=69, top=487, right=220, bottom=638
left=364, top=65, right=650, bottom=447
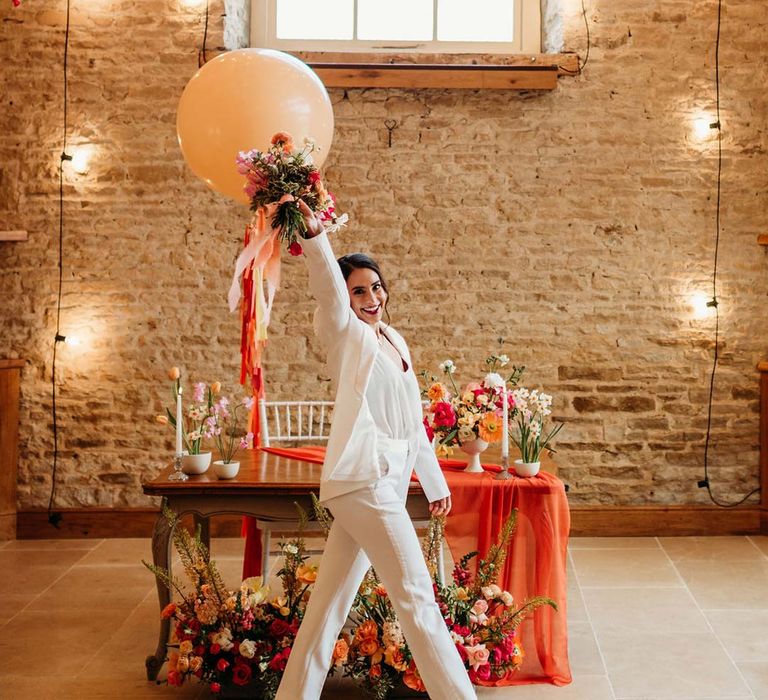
left=509, top=387, right=564, bottom=463
left=144, top=506, right=318, bottom=698
left=155, top=367, right=252, bottom=459
left=336, top=512, right=556, bottom=699
left=420, top=354, right=525, bottom=456
left=236, top=132, right=348, bottom=256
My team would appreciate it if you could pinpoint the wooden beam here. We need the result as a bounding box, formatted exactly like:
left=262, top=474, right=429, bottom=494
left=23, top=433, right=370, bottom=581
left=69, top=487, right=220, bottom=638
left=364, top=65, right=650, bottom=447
left=758, top=234, right=768, bottom=246
left=310, top=63, right=558, bottom=90
left=0, top=230, right=27, bottom=242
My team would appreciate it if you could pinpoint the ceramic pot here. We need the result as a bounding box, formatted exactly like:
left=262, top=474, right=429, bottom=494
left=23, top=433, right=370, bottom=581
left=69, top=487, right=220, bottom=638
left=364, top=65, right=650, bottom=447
left=181, top=451, right=211, bottom=475
left=514, top=458, right=540, bottom=477
left=213, top=460, right=240, bottom=479
left=459, top=438, right=489, bottom=473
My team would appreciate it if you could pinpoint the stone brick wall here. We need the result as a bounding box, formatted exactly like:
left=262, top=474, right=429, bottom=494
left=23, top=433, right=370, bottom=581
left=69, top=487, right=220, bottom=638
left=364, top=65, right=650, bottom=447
left=0, top=0, right=765, bottom=510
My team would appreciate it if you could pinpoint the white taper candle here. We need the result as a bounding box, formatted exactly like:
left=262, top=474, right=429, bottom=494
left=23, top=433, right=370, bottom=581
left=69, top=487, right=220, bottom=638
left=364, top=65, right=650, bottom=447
left=175, top=386, right=183, bottom=455
left=502, top=381, right=509, bottom=459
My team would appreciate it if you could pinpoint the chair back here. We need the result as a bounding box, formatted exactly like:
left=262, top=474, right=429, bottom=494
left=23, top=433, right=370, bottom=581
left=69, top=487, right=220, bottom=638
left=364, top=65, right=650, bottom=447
left=258, top=399, right=334, bottom=447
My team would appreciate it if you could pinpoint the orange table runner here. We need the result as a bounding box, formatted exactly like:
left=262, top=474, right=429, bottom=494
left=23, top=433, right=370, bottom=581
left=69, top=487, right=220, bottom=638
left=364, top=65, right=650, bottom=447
left=242, top=446, right=571, bottom=687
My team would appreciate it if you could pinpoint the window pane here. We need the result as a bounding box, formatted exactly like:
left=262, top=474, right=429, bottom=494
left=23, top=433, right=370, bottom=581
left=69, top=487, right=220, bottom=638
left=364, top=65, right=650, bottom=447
left=437, top=0, right=514, bottom=42
left=275, top=0, right=354, bottom=40
left=357, top=0, right=433, bottom=41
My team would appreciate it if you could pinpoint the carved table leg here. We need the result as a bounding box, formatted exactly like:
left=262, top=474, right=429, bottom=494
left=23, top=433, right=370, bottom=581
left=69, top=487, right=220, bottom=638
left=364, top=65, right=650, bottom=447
left=145, top=505, right=174, bottom=681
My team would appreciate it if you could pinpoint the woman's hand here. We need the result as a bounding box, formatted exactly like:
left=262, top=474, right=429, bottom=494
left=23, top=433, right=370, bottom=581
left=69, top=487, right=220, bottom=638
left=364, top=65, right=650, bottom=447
left=428, top=495, right=452, bottom=518
left=297, top=199, right=324, bottom=239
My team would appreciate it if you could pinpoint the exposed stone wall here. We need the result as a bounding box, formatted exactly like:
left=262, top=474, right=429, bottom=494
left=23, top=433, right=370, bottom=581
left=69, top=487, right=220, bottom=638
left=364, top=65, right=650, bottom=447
left=0, top=0, right=765, bottom=509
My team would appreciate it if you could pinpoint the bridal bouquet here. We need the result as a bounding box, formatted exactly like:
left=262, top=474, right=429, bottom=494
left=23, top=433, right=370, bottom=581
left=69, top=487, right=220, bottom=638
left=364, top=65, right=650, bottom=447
left=144, top=507, right=318, bottom=697
left=420, top=354, right=524, bottom=455
left=230, top=131, right=348, bottom=400
left=340, top=513, right=555, bottom=698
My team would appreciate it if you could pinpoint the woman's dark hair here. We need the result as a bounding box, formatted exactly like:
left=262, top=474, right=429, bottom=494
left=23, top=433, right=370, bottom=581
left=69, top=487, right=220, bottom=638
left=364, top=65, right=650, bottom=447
left=337, top=253, right=392, bottom=326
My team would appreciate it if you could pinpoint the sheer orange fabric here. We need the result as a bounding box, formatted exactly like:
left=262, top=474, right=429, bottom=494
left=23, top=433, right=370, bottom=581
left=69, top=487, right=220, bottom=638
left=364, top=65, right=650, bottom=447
left=242, top=446, right=571, bottom=686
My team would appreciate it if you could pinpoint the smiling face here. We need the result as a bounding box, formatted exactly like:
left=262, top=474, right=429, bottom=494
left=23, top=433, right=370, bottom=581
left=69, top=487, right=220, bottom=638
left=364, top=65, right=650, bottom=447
left=346, top=267, right=388, bottom=327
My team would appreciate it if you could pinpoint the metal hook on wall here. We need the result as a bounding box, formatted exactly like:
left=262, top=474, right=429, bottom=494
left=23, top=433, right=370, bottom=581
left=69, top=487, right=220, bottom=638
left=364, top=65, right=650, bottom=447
left=384, top=119, right=399, bottom=147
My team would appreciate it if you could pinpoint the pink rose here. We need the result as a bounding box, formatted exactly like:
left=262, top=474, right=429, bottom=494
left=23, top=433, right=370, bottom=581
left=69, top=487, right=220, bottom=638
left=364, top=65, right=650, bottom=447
left=471, top=599, right=489, bottom=615
left=423, top=417, right=435, bottom=442
left=432, top=402, right=456, bottom=428
left=464, top=643, right=490, bottom=670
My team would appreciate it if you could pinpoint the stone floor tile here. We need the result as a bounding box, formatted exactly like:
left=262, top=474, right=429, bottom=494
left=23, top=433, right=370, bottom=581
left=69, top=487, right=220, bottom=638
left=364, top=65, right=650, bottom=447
left=659, top=536, right=763, bottom=562
left=570, top=537, right=660, bottom=550
left=705, top=610, right=768, bottom=662
left=674, top=559, right=768, bottom=610
left=571, top=548, right=682, bottom=588
left=737, top=661, right=768, bottom=700
left=567, top=621, right=605, bottom=675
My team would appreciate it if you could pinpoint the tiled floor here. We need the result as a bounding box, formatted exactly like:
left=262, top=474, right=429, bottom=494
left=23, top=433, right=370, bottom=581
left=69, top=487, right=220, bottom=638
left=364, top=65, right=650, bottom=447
left=3, top=535, right=768, bottom=699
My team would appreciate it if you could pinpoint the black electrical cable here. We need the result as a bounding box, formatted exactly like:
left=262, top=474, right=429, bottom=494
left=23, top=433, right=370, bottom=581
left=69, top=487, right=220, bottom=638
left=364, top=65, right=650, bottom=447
left=699, top=0, right=759, bottom=508
left=557, top=0, right=590, bottom=75
left=48, top=0, right=72, bottom=528
left=198, top=0, right=210, bottom=67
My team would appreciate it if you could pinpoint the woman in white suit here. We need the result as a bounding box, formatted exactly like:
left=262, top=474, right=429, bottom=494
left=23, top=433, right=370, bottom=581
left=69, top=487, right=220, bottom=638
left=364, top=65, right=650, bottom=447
left=274, top=202, right=477, bottom=700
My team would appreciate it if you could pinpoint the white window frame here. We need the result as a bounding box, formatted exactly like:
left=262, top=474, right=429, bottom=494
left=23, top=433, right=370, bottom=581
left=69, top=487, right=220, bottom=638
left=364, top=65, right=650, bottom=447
left=250, top=0, right=542, bottom=54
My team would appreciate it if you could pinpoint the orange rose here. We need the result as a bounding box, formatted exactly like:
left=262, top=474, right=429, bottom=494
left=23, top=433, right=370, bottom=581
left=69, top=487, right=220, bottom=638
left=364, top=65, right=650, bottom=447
left=358, top=638, right=381, bottom=657
left=161, top=602, right=177, bottom=619
left=270, top=131, right=294, bottom=152
left=403, top=662, right=426, bottom=692
left=297, top=564, right=318, bottom=585
left=332, top=638, right=349, bottom=666
left=384, top=646, right=407, bottom=671
left=356, top=620, right=379, bottom=641
left=374, top=585, right=387, bottom=597
left=369, top=664, right=382, bottom=679
left=427, top=383, right=446, bottom=402
left=167, top=366, right=180, bottom=380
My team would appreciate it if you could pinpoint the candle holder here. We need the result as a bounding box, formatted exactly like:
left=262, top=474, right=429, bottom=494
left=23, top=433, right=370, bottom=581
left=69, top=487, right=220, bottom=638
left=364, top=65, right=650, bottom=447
left=495, top=454, right=512, bottom=481
left=168, top=453, right=189, bottom=481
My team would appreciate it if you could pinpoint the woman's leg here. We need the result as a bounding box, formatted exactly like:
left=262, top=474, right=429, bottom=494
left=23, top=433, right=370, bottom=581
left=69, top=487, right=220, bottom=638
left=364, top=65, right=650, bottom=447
left=331, top=482, right=477, bottom=700
left=275, top=519, right=371, bottom=700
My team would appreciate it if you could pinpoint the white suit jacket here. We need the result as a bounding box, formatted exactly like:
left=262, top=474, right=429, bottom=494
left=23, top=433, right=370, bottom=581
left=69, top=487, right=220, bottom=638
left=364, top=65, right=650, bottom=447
left=302, top=232, right=451, bottom=504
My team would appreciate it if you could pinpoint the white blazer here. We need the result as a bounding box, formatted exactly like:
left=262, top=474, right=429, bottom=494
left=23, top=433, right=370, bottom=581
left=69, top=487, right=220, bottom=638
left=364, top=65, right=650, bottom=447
left=302, top=232, right=451, bottom=504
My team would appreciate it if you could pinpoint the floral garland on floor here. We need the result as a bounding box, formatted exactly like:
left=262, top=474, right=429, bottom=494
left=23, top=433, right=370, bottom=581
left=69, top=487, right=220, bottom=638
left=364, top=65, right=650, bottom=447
left=146, top=500, right=555, bottom=698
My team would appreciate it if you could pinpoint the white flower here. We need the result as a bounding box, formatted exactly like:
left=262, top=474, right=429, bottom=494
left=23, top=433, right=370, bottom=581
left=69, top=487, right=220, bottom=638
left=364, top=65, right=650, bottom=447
left=323, top=213, right=349, bottom=234
left=484, top=372, right=504, bottom=389
left=212, top=627, right=234, bottom=651
left=239, top=639, right=257, bottom=659
left=450, top=630, right=464, bottom=644
left=439, top=359, right=456, bottom=374
left=498, top=354, right=509, bottom=366
left=529, top=421, right=541, bottom=438
left=383, top=620, right=404, bottom=648
left=500, top=591, right=514, bottom=606
left=283, top=543, right=298, bottom=555
left=187, top=430, right=202, bottom=441
left=481, top=584, right=502, bottom=599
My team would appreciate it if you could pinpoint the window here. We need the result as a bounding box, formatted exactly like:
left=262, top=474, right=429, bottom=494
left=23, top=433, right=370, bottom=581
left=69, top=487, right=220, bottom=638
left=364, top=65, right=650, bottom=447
left=250, top=0, right=542, bottom=54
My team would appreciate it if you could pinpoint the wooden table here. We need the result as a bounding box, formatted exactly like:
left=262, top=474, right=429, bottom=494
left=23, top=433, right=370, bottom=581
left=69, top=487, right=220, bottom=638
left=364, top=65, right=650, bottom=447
left=141, top=449, right=432, bottom=681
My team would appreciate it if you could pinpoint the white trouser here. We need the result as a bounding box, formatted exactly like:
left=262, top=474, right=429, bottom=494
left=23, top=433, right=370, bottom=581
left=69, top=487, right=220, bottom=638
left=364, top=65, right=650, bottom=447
left=275, top=447, right=477, bottom=700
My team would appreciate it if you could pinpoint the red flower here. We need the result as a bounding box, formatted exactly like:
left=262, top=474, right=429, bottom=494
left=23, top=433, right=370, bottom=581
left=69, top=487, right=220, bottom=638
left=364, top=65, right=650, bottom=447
left=308, top=170, right=321, bottom=186
left=270, top=619, right=291, bottom=638
left=288, top=241, right=303, bottom=257
left=160, top=603, right=176, bottom=619
left=210, top=682, right=221, bottom=694
left=423, top=417, right=434, bottom=442
left=210, top=643, right=221, bottom=655
left=232, top=661, right=252, bottom=686
left=432, top=402, right=456, bottom=428
left=216, top=658, right=229, bottom=672
left=194, top=645, right=205, bottom=656
left=167, top=670, right=183, bottom=687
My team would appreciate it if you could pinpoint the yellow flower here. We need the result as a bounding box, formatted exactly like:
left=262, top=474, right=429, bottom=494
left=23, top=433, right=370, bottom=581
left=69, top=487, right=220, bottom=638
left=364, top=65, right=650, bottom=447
left=455, top=587, right=470, bottom=601
left=179, top=640, right=193, bottom=655
left=479, top=413, right=503, bottom=442
left=270, top=596, right=290, bottom=616
left=155, top=415, right=168, bottom=425
left=436, top=443, right=454, bottom=457
left=168, top=366, right=180, bottom=380
left=297, top=564, right=318, bottom=585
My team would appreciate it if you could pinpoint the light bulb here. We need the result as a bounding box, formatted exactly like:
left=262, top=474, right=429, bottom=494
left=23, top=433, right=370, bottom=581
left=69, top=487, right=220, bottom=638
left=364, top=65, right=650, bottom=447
left=692, top=114, right=718, bottom=140
left=690, top=292, right=714, bottom=319
left=66, top=335, right=81, bottom=347
left=70, top=146, right=92, bottom=174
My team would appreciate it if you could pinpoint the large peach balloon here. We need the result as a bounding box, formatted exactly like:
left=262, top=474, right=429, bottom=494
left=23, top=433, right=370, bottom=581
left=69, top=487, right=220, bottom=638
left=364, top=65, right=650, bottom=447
left=177, top=49, right=334, bottom=204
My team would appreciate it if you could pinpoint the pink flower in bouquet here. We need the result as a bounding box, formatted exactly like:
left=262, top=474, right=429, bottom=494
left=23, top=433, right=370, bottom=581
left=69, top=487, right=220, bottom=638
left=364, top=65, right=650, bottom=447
left=423, top=416, right=435, bottom=442
left=471, top=599, right=489, bottom=615
left=270, top=131, right=294, bottom=152
left=192, top=382, right=206, bottom=402
left=289, top=241, right=303, bottom=256
left=433, top=401, right=456, bottom=428
left=307, top=170, right=321, bottom=186
left=464, top=643, right=490, bottom=670
left=469, top=663, right=493, bottom=683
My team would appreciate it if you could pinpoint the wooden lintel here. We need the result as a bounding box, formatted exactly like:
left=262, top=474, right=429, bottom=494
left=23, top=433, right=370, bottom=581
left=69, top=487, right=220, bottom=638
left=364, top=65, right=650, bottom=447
left=311, top=63, right=559, bottom=90
left=0, top=230, right=27, bottom=242
left=758, top=234, right=768, bottom=246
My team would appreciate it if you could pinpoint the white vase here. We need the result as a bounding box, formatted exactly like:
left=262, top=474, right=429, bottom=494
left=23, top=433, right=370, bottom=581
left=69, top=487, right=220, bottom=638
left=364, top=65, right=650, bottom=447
left=181, top=451, right=211, bottom=475
left=213, top=460, right=240, bottom=479
left=459, top=438, right=489, bottom=473
left=514, top=458, right=540, bottom=478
